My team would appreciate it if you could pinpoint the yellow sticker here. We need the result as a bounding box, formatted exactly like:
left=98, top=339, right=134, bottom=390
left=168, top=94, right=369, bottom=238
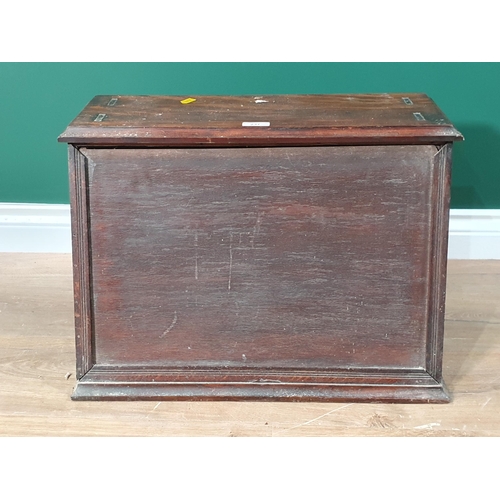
left=180, top=98, right=196, bottom=104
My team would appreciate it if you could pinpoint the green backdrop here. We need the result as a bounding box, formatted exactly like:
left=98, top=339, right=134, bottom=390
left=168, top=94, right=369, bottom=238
left=1, top=63, right=499, bottom=208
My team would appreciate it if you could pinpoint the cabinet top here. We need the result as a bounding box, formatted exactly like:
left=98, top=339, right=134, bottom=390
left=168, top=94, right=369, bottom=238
left=58, top=93, right=463, bottom=146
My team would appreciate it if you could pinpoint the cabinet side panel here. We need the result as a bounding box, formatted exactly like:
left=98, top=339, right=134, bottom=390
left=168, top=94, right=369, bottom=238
left=426, top=144, right=452, bottom=381
left=68, top=146, right=94, bottom=378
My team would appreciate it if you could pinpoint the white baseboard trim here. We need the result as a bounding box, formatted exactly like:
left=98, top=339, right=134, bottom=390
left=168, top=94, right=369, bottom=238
left=0, top=203, right=499, bottom=259
left=448, top=209, right=500, bottom=259
left=0, top=203, right=72, bottom=253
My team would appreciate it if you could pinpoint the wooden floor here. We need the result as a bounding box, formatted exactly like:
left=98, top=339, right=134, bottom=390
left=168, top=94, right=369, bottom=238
left=1, top=253, right=499, bottom=436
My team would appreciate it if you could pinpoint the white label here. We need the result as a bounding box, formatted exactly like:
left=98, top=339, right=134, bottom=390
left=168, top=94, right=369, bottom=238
left=242, top=121, right=270, bottom=127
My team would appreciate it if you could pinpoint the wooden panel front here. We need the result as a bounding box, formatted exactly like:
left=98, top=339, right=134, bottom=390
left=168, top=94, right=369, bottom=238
left=83, top=145, right=437, bottom=371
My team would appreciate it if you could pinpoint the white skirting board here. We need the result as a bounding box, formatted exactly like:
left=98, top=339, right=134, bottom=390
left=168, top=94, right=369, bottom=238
left=447, top=209, right=500, bottom=259
left=0, top=203, right=499, bottom=259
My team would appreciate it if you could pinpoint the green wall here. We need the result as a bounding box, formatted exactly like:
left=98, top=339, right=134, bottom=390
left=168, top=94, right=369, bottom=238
left=1, top=63, right=499, bottom=208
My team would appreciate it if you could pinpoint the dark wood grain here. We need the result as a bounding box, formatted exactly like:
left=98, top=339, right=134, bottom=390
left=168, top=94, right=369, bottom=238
left=72, top=144, right=450, bottom=402
left=426, top=144, right=452, bottom=382
left=62, top=93, right=460, bottom=402
left=85, top=146, right=434, bottom=368
left=58, top=94, right=463, bottom=146
left=68, top=146, right=94, bottom=378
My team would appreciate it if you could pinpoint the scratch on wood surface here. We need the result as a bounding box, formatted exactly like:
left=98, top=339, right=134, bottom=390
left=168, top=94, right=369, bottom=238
left=414, top=422, right=440, bottom=430
left=481, top=397, right=492, bottom=408
left=251, top=212, right=263, bottom=248
left=153, top=402, right=161, bottom=411
left=160, top=311, right=178, bottom=338
left=368, top=413, right=396, bottom=429
left=228, top=233, right=233, bottom=291
left=284, top=150, right=294, bottom=168
left=194, top=231, right=199, bottom=280
left=279, top=403, right=354, bottom=434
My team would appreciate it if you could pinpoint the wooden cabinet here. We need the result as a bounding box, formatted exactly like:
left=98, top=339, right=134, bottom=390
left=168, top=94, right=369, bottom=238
left=59, top=94, right=463, bottom=402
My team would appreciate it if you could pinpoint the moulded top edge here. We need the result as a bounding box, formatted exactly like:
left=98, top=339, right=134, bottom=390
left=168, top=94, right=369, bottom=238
left=58, top=93, right=464, bottom=145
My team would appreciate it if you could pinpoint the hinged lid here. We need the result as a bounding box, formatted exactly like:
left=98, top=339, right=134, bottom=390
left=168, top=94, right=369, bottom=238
left=58, top=93, right=463, bottom=146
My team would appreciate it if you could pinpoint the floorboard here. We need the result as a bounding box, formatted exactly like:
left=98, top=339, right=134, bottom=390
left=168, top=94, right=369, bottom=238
left=1, top=254, right=499, bottom=436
